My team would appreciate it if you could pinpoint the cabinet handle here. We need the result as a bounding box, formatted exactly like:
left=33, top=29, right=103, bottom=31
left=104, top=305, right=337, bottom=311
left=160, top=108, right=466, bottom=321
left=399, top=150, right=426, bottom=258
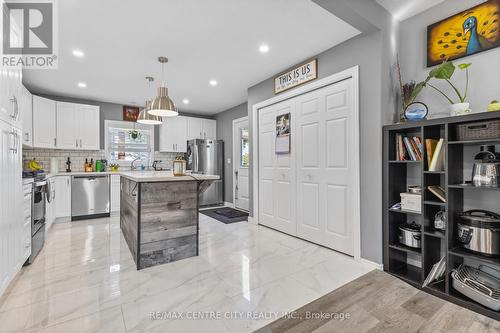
left=54, top=138, right=57, bottom=147
left=25, top=132, right=29, bottom=142
left=76, top=139, right=78, bottom=148
left=173, top=143, right=175, bottom=151
left=9, top=131, right=18, bottom=153
left=9, top=96, right=19, bottom=120
left=80, top=139, right=82, bottom=147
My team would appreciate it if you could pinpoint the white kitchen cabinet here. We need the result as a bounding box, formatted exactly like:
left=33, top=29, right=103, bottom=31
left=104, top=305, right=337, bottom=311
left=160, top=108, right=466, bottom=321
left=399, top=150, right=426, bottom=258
left=56, top=102, right=78, bottom=149
left=22, top=184, right=32, bottom=263
left=33, top=96, right=57, bottom=149
left=202, top=119, right=216, bottom=139
left=55, top=176, right=71, bottom=218
left=159, top=116, right=188, bottom=152
left=0, top=17, right=22, bottom=129
left=111, top=175, right=120, bottom=212
left=187, top=117, right=216, bottom=140
left=77, top=104, right=100, bottom=150
left=0, top=119, right=23, bottom=297
left=187, top=117, right=202, bottom=140
left=45, top=177, right=56, bottom=231
left=20, top=86, right=33, bottom=147
left=55, top=102, right=100, bottom=150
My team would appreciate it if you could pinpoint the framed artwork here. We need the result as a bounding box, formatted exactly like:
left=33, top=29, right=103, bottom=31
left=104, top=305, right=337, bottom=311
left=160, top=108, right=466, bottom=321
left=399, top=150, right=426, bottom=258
left=275, top=113, right=291, bottom=154
left=123, top=105, right=140, bottom=122
left=427, top=0, right=500, bottom=67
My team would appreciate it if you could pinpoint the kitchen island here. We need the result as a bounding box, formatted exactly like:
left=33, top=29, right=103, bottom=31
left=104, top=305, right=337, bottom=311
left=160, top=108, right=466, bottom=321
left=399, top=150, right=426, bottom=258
left=119, top=171, right=219, bottom=270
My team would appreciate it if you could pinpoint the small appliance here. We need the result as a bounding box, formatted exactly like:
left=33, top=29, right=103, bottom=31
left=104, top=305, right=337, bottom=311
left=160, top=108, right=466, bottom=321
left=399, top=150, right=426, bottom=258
left=472, top=145, right=500, bottom=187
left=398, top=221, right=421, bottom=248
left=457, top=210, right=500, bottom=256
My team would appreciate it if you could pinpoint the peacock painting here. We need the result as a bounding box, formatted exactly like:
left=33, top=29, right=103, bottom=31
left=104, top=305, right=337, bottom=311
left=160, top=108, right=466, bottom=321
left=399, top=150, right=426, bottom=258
left=427, top=0, right=499, bottom=67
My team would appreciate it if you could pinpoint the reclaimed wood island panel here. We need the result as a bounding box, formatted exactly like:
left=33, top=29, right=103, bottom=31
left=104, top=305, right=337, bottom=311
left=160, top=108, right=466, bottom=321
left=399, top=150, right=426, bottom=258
left=119, top=172, right=219, bottom=270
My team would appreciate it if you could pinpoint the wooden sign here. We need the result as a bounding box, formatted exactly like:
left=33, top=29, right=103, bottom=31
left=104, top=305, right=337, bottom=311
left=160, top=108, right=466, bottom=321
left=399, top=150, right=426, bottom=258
left=274, top=59, right=317, bottom=94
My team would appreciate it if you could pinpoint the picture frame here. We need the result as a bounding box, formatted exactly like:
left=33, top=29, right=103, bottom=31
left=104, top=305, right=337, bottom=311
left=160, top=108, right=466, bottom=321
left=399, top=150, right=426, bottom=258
left=123, top=105, right=140, bottom=122
left=275, top=113, right=291, bottom=154
left=427, top=0, right=500, bottom=67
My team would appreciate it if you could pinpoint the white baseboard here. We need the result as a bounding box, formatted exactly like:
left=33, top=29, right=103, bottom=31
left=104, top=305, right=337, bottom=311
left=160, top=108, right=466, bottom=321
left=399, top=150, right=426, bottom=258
left=224, top=201, right=234, bottom=208
left=360, top=258, right=383, bottom=270
left=248, top=216, right=257, bottom=225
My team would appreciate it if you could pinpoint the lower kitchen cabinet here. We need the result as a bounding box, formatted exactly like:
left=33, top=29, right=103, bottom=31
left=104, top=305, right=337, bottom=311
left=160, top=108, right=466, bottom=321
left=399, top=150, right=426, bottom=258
left=46, top=177, right=56, bottom=230
left=55, top=176, right=71, bottom=218
left=111, top=175, right=120, bottom=212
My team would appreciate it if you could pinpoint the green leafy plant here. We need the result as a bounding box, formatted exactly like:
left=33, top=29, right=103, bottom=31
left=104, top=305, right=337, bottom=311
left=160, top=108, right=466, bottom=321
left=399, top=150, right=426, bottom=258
left=129, top=129, right=141, bottom=140
left=412, top=61, right=471, bottom=105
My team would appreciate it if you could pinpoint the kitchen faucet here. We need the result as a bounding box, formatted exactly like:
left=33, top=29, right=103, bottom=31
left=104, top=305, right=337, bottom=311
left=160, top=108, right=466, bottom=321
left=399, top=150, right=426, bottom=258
left=130, top=157, right=141, bottom=170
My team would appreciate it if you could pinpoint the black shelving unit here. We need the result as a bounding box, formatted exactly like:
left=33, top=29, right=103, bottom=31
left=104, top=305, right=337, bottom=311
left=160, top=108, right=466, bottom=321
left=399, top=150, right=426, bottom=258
left=383, top=110, right=500, bottom=321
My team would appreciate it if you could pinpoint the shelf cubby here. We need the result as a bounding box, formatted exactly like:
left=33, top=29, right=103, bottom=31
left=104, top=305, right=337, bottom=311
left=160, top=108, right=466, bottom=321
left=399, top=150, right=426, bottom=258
left=383, top=110, right=500, bottom=321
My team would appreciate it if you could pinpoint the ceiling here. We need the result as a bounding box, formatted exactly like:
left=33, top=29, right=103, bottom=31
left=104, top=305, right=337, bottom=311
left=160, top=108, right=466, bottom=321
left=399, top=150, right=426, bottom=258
left=23, top=0, right=360, bottom=115
left=376, top=0, right=445, bottom=21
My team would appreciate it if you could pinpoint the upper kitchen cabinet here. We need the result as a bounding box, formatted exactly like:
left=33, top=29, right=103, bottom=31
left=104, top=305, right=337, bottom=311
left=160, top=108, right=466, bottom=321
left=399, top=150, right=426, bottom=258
left=202, top=119, right=216, bottom=139
left=187, top=117, right=216, bottom=140
left=0, top=15, right=22, bottom=129
left=20, top=86, right=33, bottom=147
left=56, top=102, right=77, bottom=149
left=33, top=96, right=57, bottom=149
left=159, top=116, right=188, bottom=152
left=77, top=104, right=100, bottom=150
left=55, top=101, right=100, bottom=150
left=187, top=117, right=203, bottom=140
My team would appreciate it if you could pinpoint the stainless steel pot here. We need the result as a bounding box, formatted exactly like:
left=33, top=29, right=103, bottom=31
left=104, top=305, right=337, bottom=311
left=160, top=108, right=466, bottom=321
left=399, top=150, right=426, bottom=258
left=458, top=210, right=500, bottom=256
left=399, top=222, right=421, bottom=248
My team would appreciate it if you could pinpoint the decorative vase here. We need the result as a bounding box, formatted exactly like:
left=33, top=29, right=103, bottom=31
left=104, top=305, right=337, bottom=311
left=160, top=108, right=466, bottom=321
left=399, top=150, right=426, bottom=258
left=450, top=102, right=471, bottom=116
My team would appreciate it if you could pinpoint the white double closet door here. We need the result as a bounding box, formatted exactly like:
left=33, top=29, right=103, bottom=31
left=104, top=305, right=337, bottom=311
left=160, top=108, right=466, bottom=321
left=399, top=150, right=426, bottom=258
left=258, top=78, right=357, bottom=256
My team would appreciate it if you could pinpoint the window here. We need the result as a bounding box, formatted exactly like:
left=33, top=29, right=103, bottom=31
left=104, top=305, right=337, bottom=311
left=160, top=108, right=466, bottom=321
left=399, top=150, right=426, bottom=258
left=105, top=120, right=155, bottom=166
left=240, top=127, right=249, bottom=167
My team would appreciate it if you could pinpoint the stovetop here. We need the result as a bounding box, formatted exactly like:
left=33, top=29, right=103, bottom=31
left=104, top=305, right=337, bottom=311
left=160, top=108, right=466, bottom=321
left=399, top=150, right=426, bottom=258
left=23, top=170, right=47, bottom=181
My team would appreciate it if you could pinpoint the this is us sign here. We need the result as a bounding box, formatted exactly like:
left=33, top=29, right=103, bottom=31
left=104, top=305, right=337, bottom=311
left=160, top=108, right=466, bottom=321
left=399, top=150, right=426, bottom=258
left=274, top=59, right=317, bottom=94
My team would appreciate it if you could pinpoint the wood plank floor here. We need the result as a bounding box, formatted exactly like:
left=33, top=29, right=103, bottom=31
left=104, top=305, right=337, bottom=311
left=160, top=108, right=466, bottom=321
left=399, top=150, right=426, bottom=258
left=256, top=270, right=500, bottom=333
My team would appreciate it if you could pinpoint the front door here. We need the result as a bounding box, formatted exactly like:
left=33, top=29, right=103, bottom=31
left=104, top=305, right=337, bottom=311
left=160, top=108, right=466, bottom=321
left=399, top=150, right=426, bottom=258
left=233, top=117, right=250, bottom=211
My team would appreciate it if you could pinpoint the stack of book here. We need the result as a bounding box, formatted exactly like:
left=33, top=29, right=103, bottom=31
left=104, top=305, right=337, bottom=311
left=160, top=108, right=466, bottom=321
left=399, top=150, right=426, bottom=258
left=425, top=138, right=445, bottom=171
left=395, top=134, right=424, bottom=161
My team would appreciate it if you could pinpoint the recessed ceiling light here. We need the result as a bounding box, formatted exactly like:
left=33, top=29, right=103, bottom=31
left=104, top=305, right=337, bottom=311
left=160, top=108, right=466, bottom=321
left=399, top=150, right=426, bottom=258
left=77, top=82, right=87, bottom=88
left=209, top=79, right=218, bottom=87
left=182, top=99, right=190, bottom=105
left=259, top=44, right=270, bottom=54
left=72, top=49, right=84, bottom=58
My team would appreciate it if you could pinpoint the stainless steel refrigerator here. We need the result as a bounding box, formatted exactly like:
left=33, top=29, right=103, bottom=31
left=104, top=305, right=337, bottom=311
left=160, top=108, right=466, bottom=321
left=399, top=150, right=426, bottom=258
left=187, top=139, right=224, bottom=207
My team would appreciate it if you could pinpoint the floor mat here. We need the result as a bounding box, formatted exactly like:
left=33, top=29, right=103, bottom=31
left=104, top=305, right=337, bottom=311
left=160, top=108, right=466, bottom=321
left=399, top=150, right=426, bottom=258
left=200, top=207, right=249, bottom=224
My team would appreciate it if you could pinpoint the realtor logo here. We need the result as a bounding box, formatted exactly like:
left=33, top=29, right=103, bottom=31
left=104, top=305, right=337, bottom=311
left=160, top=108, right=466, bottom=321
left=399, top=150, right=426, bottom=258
left=2, top=0, right=58, bottom=69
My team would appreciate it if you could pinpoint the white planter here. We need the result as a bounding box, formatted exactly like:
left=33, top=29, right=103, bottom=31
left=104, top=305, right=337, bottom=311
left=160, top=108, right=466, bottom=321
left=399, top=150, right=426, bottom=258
left=450, top=102, right=471, bottom=116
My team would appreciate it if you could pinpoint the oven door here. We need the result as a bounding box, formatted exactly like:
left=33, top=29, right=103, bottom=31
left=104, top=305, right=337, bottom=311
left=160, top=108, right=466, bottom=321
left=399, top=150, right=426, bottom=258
left=32, top=181, right=47, bottom=235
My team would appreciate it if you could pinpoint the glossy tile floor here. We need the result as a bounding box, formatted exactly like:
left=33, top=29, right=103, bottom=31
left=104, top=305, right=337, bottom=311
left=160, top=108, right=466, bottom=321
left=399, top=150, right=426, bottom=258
left=0, top=214, right=374, bottom=333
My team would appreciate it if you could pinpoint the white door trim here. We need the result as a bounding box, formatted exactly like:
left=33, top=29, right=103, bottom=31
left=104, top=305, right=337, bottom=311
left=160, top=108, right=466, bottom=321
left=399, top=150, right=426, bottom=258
left=232, top=116, right=249, bottom=211
left=251, top=65, right=361, bottom=261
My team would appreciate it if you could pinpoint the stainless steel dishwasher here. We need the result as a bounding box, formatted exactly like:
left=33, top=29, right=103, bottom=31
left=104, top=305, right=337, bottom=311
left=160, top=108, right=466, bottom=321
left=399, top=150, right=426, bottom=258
left=71, top=175, right=110, bottom=220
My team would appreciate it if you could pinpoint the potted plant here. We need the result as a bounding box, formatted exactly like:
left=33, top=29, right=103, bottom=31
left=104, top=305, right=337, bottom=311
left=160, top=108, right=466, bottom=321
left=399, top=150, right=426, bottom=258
left=413, top=61, right=472, bottom=116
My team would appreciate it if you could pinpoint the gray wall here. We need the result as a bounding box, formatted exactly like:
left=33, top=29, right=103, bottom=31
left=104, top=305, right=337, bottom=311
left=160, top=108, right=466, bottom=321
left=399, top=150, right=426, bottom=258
left=246, top=0, right=396, bottom=264
left=215, top=103, right=248, bottom=203
left=399, top=0, right=500, bottom=116
left=33, top=93, right=213, bottom=151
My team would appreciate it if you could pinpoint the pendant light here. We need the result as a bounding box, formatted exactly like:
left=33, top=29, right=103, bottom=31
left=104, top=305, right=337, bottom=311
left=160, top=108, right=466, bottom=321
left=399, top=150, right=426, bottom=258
left=137, top=76, right=162, bottom=125
left=148, top=57, right=178, bottom=117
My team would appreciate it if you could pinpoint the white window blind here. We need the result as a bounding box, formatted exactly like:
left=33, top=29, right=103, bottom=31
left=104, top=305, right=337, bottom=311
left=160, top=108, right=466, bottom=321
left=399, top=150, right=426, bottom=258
left=105, top=121, right=154, bottom=165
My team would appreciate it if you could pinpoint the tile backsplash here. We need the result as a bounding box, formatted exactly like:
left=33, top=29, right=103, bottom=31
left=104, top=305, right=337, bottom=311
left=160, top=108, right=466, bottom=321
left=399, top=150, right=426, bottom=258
left=22, top=148, right=179, bottom=173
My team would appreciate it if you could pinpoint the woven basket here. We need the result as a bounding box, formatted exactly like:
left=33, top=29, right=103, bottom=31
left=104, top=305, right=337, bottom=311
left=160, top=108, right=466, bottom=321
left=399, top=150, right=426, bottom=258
left=457, top=120, right=500, bottom=141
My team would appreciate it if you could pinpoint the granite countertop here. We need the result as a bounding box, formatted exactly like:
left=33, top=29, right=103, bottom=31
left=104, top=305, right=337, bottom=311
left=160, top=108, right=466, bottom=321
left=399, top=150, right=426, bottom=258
left=119, top=171, right=219, bottom=182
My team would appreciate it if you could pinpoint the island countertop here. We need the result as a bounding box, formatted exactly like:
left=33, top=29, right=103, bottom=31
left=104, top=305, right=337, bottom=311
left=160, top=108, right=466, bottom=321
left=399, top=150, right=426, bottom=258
left=118, top=171, right=219, bottom=182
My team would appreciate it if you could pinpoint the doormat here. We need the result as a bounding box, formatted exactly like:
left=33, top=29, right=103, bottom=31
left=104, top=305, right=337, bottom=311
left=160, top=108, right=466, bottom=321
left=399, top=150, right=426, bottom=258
left=200, top=207, right=248, bottom=224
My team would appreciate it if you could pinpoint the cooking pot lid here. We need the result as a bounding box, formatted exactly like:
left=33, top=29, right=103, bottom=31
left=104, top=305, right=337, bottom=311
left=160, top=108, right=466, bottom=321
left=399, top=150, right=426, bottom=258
left=459, top=210, right=500, bottom=228
left=400, top=221, right=421, bottom=232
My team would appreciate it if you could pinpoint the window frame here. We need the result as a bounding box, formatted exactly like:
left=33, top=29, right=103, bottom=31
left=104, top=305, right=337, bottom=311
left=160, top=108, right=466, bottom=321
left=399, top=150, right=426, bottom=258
left=104, top=120, right=156, bottom=167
